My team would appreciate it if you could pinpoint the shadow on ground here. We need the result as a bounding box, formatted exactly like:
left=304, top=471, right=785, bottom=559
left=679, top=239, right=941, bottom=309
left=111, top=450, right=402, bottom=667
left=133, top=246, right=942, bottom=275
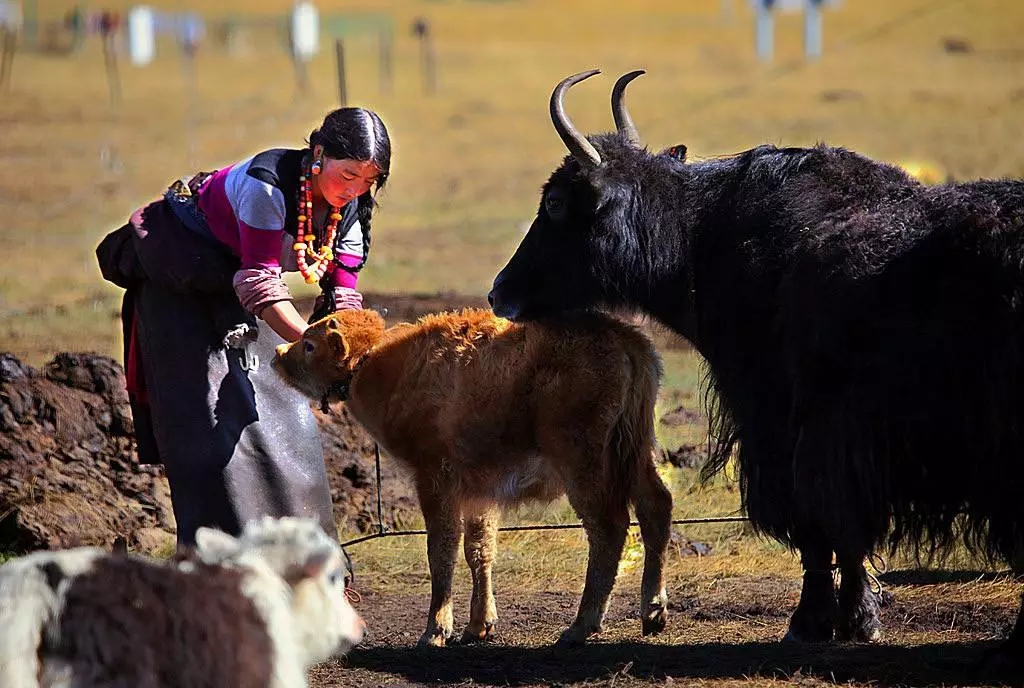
left=338, top=639, right=1018, bottom=687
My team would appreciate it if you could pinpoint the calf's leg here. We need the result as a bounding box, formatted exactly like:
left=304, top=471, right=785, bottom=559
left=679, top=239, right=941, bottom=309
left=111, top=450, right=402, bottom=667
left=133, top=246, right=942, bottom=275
left=557, top=471, right=630, bottom=646
left=461, top=503, right=499, bottom=643
left=631, top=456, right=672, bottom=636
left=417, top=476, right=462, bottom=647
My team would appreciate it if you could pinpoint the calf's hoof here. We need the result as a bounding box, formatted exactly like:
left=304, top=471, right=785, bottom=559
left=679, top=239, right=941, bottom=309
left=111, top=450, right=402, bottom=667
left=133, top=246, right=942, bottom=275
left=555, top=622, right=600, bottom=648
left=460, top=621, right=496, bottom=644
left=642, top=606, right=668, bottom=636
left=417, top=627, right=453, bottom=647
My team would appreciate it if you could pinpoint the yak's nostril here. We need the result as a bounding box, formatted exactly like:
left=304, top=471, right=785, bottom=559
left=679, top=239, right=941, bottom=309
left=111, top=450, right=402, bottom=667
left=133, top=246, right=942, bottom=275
left=487, top=291, right=495, bottom=307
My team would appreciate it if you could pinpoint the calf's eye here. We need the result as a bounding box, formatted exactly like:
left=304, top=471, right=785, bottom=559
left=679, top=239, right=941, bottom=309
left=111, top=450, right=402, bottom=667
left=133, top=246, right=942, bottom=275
left=303, top=340, right=316, bottom=354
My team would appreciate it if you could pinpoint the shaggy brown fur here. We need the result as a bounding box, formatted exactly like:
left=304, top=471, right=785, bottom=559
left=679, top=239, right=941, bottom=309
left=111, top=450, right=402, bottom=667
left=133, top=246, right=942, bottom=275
left=42, top=555, right=274, bottom=688
left=273, top=308, right=671, bottom=647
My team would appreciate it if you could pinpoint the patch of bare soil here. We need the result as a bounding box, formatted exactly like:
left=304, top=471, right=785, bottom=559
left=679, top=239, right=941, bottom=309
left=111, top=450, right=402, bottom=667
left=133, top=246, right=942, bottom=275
left=311, top=573, right=1021, bottom=688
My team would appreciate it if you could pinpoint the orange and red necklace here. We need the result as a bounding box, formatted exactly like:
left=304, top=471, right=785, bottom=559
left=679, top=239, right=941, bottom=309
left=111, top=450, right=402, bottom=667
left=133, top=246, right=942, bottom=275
left=294, top=164, right=342, bottom=284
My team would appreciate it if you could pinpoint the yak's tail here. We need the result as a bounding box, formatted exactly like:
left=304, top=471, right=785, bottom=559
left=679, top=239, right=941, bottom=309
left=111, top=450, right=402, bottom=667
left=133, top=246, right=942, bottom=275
left=0, top=548, right=106, bottom=688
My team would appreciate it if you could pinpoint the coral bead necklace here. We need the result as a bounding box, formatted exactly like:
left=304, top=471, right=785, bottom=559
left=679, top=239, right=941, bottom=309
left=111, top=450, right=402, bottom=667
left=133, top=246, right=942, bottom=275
left=294, top=163, right=343, bottom=284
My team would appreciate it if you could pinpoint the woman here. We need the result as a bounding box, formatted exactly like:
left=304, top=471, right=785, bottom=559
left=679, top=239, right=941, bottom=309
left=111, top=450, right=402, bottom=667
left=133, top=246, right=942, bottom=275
left=97, top=107, right=391, bottom=547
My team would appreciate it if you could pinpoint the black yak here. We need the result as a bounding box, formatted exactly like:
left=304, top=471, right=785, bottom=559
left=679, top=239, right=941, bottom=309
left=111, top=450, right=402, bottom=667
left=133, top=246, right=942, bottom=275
left=488, top=69, right=1024, bottom=664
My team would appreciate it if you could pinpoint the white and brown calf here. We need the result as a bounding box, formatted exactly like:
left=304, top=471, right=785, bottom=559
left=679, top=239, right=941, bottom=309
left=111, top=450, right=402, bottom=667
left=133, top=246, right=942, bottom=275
left=0, top=517, right=363, bottom=688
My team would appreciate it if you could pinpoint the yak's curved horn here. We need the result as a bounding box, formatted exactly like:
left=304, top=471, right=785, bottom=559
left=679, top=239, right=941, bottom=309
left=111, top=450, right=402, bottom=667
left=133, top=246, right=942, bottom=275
left=550, top=69, right=602, bottom=169
left=611, top=70, right=645, bottom=145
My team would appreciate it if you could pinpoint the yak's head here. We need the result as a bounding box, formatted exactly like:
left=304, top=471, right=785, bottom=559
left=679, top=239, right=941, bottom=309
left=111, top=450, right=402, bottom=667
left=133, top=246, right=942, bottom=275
left=489, top=70, right=686, bottom=321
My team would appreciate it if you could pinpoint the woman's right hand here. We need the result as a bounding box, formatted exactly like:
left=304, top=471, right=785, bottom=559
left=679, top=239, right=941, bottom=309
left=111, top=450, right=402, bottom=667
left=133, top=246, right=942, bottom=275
left=259, top=301, right=309, bottom=343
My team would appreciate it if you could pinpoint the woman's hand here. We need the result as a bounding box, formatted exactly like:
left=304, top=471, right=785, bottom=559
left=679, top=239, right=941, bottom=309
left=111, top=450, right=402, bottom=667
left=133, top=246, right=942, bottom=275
left=260, top=301, right=309, bottom=343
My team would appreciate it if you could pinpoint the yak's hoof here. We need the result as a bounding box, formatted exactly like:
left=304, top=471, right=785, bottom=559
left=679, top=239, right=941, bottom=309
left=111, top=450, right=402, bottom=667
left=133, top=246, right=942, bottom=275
left=978, top=639, right=1023, bottom=681
left=460, top=621, right=496, bottom=644
left=836, top=585, right=883, bottom=643
left=642, top=606, right=668, bottom=636
left=835, top=611, right=882, bottom=643
left=784, top=612, right=836, bottom=643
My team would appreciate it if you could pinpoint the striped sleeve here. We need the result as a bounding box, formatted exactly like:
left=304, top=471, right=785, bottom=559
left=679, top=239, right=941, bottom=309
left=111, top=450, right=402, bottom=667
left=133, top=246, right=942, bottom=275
left=330, top=219, right=364, bottom=290
left=232, top=174, right=292, bottom=314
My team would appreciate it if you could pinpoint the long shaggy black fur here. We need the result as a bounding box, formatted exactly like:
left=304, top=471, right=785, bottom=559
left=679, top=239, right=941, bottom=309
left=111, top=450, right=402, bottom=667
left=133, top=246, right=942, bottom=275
left=492, top=132, right=1024, bottom=569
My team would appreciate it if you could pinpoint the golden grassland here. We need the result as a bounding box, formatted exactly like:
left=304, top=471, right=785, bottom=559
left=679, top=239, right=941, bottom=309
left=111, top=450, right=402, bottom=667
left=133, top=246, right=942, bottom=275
left=2, top=0, right=1023, bottom=364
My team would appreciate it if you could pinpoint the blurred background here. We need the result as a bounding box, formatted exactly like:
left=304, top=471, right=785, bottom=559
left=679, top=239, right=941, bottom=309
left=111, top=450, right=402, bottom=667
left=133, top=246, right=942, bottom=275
left=0, top=0, right=1021, bottom=364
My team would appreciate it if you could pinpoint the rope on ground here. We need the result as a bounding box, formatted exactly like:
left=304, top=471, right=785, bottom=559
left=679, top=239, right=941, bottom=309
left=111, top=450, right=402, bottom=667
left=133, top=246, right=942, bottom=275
left=340, top=442, right=750, bottom=549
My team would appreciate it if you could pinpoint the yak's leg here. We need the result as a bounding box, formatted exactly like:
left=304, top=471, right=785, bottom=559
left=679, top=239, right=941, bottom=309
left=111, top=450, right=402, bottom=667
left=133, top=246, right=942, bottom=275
left=784, top=530, right=838, bottom=643
left=998, top=593, right=1023, bottom=669
left=416, top=475, right=462, bottom=647
left=631, top=454, right=673, bottom=636
left=460, top=502, right=500, bottom=644
left=557, top=467, right=630, bottom=646
left=835, top=553, right=882, bottom=642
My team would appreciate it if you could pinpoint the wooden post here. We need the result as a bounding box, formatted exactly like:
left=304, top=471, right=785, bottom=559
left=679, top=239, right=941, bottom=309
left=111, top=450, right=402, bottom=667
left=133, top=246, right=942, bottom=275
left=181, top=42, right=198, bottom=169
left=292, top=51, right=310, bottom=96
left=378, top=28, right=392, bottom=96
left=412, top=18, right=436, bottom=96
left=99, top=12, right=121, bottom=106
left=101, top=35, right=121, bottom=106
left=334, top=37, right=347, bottom=106
left=0, top=27, right=15, bottom=92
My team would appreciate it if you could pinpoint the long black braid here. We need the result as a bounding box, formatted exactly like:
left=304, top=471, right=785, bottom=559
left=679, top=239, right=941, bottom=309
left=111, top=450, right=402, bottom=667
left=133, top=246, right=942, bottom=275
left=306, top=106, right=391, bottom=320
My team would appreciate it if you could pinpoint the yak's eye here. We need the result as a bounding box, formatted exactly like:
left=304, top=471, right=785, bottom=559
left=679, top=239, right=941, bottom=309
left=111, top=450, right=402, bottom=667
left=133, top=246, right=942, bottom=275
left=544, top=190, right=568, bottom=221
left=303, top=340, right=316, bottom=355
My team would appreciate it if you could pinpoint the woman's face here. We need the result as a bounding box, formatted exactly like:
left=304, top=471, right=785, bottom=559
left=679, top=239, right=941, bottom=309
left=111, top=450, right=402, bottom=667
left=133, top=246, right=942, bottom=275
left=313, top=147, right=380, bottom=207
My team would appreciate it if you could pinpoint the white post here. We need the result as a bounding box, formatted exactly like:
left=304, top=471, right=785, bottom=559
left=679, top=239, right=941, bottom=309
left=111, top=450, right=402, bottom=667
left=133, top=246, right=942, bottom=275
left=803, top=0, right=823, bottom=61
left=127, top=6, right=155, bottom=66
left=755, top=0, right=774, bottom=63
left=290, top=1, right=319, bottom=96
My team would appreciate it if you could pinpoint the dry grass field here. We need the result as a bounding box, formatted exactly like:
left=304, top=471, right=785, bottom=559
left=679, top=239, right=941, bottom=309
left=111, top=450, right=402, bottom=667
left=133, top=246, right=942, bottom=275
left=2, top=0, right=1023, bottom=685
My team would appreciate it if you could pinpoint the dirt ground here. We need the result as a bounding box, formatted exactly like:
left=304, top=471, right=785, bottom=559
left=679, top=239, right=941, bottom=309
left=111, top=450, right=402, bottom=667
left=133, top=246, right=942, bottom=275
left=310, top=569, right=1021, bottom=688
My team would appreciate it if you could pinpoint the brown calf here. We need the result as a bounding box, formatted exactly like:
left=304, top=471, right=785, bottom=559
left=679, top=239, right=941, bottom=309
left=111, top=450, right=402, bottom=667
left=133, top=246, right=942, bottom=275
left=273, top=308, right=672, bottom=647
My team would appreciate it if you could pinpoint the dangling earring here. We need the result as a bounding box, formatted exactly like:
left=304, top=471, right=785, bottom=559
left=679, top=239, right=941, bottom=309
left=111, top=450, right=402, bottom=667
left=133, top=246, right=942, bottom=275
left=311, top=158, right=323, bottom=175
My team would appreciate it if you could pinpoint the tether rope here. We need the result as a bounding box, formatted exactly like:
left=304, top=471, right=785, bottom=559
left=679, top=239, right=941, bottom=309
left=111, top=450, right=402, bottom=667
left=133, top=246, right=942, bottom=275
left=340, top=442, right=749, bottom=549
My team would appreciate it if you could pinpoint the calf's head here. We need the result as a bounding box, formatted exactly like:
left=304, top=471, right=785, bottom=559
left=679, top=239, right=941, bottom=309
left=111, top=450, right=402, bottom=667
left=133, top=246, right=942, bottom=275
left=272, top=309, right=387, bottom=400
left=489, top=69, right=685, bottom=321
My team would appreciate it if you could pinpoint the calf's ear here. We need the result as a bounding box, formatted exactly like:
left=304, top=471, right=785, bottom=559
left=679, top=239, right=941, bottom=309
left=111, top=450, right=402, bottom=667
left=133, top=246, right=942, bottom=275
left=195, top=527, right=242, bottom=561
left=326, top=330, right=348, bottom=357
left=285, top=551, right=333, bottom=586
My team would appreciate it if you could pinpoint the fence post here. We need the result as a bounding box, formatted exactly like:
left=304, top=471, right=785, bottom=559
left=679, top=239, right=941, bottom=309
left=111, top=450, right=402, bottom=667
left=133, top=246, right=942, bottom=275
left=803, top=0, right=823, bottom=61
left=291, top=1, right=319, bottom=97
left=99, top=12, right=121, bottom=107
left=335, top=37, right=347, bottom=106
left=378, top=27, right=392, bottom=95
left=412, top=18, right=436, bottom=96
left=755, top=0, right=774, bottom=63
left=0, top=27, right=14, bottom=92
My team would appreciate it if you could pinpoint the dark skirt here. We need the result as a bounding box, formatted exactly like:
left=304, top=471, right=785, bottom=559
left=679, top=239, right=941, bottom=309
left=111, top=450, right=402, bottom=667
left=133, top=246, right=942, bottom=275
left=99, top=198, right=337, bottom=546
